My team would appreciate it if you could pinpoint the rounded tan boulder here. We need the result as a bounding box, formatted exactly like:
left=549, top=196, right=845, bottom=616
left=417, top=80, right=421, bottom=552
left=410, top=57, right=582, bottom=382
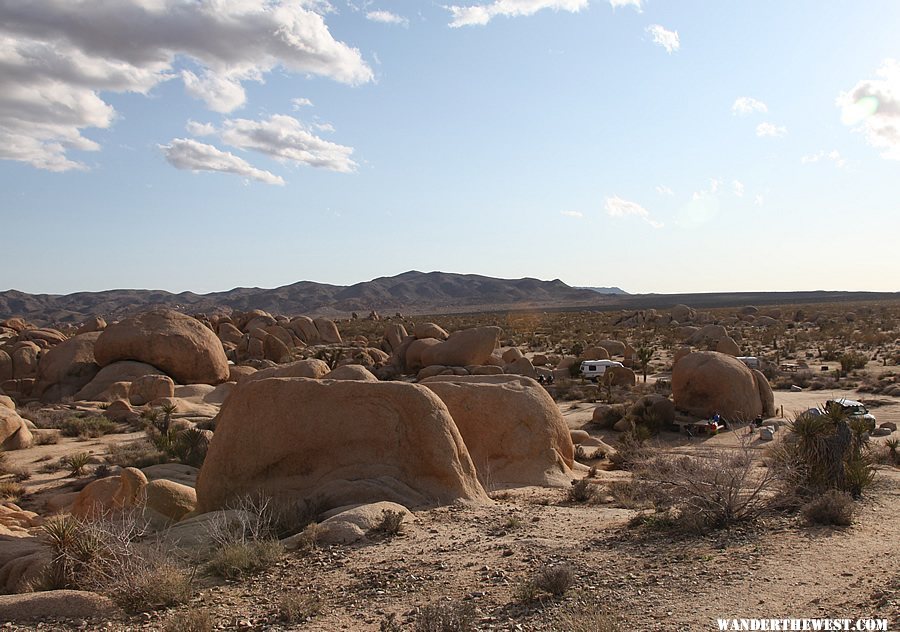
left=217, top=323, right=244, bottom=345
left=195, top=378, right=488, bottom=513
left=0, top=407, right=33, bottom=451
left=672, top=351, right=769, bottom=422
left=582, top=346, right=610, bottom=361
left=263, top=334, right=292, bottom=364
left=11, top=342, right=40, bottom=379
left=0, top=350, right=11, bottom=382
left=74, top=360, right=165, bottom=401
left=71, top=467, right=148, bottom=519
left=33, top=332, right=101, bottom=403
left=289, top=316, right=320, bottom=344
left=503, top=357, right=537, bottom=379
left=414, top=323, right=449, bottom=341
left=420, top=326, right=501, bottom=368
left=405, top=338, right=441, bottom=372
left=94, top=309, right=229, bottom=385
left=421, top=375, right=575, bottom=488
left=716, top=336, right=741, bottom=356
left=313, top=318, right=342, bottom=344
left=76, top=316, right=107, bottom=335
left=323, top=365, right=379, bottom=381
left=129, top=374, right=175, bottom=406
left=595, top=340, right=626, bottom=357
left=606, top=366, right=636, bottom=387
left=244, top=359, right=330, bottom=383
left=383, top=324, right=408, bottom=352
left=145, top=479, right=197, bottom=521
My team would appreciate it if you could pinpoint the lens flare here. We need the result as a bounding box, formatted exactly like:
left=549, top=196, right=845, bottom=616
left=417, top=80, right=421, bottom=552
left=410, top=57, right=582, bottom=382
left=840, top=95, right=879, bottom=125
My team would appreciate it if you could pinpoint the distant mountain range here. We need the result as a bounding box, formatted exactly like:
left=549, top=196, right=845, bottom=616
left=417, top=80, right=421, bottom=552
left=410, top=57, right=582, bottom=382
left=0, top=271, right=616, bottom=325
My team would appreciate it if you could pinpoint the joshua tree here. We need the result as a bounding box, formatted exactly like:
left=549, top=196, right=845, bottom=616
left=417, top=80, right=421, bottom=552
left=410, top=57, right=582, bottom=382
left=636, top=345, right=653, bottom=383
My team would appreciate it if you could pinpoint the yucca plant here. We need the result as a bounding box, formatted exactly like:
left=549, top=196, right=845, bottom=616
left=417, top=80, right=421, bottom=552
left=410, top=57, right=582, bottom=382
left=62, top=452, right=93, bottom=477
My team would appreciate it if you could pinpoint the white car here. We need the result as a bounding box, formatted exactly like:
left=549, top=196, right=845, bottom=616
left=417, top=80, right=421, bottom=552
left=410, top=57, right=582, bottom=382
left=825, top=398, right=876, bottom=430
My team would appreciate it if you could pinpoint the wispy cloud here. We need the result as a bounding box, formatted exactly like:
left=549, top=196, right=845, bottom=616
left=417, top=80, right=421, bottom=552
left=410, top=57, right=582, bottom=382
left=801, top=149, right=846, bottom=168
left=291, top=98, right=314, bottom=109
left=366, top=10, right=409, bottom=27
left=655, top=184, right=674, bottom=196
left=446, top=0, right=590, bottom=27
left=605, top=195, right=663, bottom=228
left=609, top=0, right=642, bottom=10
left=160, top=139, right=284, bottom=186
left=646, top=24, right=679, bottom=53
left=837, top=59, right=900, bottom=160
left=732, top=180, right=744, bottom=197
left=731, top=97, right=768, bottom=116
left=756, top=122, right=787, bottom=138
left=560, top=210, right=584, bottom=219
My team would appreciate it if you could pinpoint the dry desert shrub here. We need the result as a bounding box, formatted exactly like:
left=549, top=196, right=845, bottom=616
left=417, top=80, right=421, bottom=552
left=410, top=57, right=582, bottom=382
left=554, top=602, right=622, bottom=632
left=566, top=478, right=597, bottom=503
left=631, top=441, right=774, bottom=532
left=371, top=508, right=406, bottom=537
left=106, top=438, right=168, bottom=469
left=279, top=592, right=323, bottom=623
left=164, top=609, right=214, bottom=632
left=207, top=540, right=284, bottom=580
left=801, top=490, right=855, bottom=526
left=0, top=480, right=25, bottom=502
left=517, top=563, right=576, bottom=602
left=415, top=600, right=476, bottom=632
left=37, top=512, right=193, bottom=613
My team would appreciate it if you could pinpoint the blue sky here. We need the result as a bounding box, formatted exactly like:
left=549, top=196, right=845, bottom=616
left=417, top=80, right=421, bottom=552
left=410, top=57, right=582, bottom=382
left=1, top=0, right=898, bottom=295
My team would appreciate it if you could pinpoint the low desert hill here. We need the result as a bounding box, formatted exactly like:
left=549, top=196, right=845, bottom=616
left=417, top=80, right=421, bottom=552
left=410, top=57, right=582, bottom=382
left=0, top=271, right=609, bottom=325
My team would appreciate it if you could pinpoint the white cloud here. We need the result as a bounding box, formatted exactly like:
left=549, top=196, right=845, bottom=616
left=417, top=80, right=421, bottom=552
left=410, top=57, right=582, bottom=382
left=560, top=210, right=583, bottom=218
left=609, top=0, right=641, bottom=10
left=646, top=24, right=679, bottom=54
left=0, top=1, right=372, bottom=170
left=756, top=122, right=787, bottom=138
left=604, top=195, right=663, bottom=228
left=732, top=180, right=744, bottom=197
left=314, top=122, right=336, bottom=133
left=366, top=10, right=409, bottom=27
left=801, top=149, right=846, bottom=168
left=655, top=184, right=674, bottom=196
left=185, top=120, right=216, bottom=136
left=218, top=114, right=356, bottom=172
left=837, top=59, right=900, bottom=160
left=291, top=97, right=314, bottom=109
left=731, top=97, right=768, bottom=116
left=446, top=0, right=590, bottom=28
left=754, top=195, right=764, bottom=207
left=160, top=138, right=284, bottom=185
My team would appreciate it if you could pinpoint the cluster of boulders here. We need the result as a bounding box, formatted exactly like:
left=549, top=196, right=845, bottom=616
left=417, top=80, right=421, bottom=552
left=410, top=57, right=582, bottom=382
left=213, top=310, right=341, bottom=365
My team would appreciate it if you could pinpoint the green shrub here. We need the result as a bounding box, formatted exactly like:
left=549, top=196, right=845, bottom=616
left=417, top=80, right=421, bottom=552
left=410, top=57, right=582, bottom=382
left=61, top=416, right=117, bottom=438
left=62, top=452, right=92, bottom=476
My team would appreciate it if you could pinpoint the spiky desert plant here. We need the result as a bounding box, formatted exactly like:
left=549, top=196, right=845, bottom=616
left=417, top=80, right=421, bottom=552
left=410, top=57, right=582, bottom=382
left=636, top=345, right=653, bottom=383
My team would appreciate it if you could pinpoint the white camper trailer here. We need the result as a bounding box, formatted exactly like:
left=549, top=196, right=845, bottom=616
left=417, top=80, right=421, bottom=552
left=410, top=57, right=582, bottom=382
left=579, top=360, right=623, bottom=381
